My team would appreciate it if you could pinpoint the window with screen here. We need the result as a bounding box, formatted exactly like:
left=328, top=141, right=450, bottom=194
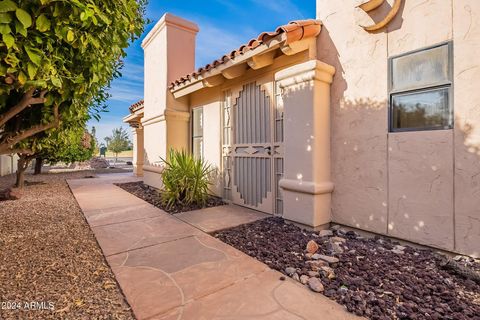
left=389, top=42, right=453, bottom=132
left=192, top=107, right=203, bottom=158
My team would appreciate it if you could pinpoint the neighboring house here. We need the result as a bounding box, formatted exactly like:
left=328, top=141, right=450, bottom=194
left=0, top=154, right=18, bottom=177
left=124, top=0, right=480, bottom=257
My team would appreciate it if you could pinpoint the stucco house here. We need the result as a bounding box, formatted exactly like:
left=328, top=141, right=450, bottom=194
left=124, top=0, right=480, bottom=258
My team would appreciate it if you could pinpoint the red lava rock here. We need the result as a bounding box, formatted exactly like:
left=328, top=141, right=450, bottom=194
left=213, top=217, right=480, bottom=320
left=116, top=181, right=225, bottom=214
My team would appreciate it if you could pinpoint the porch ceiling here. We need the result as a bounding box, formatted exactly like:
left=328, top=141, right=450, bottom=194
left=170, top=19, right=322, bottom=98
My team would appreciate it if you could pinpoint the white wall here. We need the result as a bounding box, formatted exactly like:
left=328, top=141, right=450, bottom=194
left=202, top=100, right=222, bottom=196
left=0, top=154, right=18, bottom=177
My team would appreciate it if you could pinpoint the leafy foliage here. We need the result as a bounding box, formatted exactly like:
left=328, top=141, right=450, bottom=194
left=160, top=149, right=213, bottom=210
left=0, top=0, right=147, bottom=154
left=105, top=126, right=131, bottom=160
left=41, top=126, right=96, bottom=164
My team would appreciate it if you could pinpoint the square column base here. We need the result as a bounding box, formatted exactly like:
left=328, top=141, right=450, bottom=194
left=282, top=189, right=332, bottom=228
left=133, top=164, right=144, bottom=177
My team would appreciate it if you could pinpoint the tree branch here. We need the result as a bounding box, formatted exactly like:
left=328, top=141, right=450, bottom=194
left=0, top=104, right=60, bottom=155
left=0, top=89, right=48, bottom=128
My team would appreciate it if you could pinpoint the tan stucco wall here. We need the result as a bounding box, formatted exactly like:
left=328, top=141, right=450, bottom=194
left=317, top=0, right=480, bottom=256
left=453, top=0, right=480, bottom=257
left=388, top=130, right=454, bottom=250
left=316, top=1, right=389, bottom=234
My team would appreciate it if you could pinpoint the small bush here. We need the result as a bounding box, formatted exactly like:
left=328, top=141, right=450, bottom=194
left=160, top=149, right=213, bottom=210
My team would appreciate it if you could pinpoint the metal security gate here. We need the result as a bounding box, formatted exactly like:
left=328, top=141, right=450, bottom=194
left=222, top=82, right=284, bottom=215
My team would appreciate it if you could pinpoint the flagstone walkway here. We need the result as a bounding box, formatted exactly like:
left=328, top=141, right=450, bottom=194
left=68, top=174, right=360, bottom=320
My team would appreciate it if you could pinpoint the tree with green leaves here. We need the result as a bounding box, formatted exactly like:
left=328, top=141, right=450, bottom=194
left=14, top=98, right=95, bottom=185
left=0, top=0, right=147, bottom=157
left=41, top=127, right=95, bottom=164
left=105, top=126, right=131, bottom=162
left=16, top=125, right=96, bottom=186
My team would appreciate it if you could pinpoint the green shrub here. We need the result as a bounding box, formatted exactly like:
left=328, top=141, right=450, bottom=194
left=160, top=149, right=213, bottom=209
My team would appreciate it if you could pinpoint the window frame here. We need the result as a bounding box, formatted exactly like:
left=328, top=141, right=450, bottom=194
left=192, top=107, right=204, bottom=158
left=388, top=41, right=454, bottom=133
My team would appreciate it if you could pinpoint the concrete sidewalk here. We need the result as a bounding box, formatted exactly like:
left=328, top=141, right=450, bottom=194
left=68, top=174, right=359, bottom=320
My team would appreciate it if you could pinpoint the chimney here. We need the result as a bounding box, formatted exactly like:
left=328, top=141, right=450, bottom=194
left=141, top=13, right=198, bottom=187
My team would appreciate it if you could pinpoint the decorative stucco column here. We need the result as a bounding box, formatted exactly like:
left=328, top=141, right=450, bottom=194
left=275, top=60, right=336, bottom=229
left=132, top=125, right=144, bottom=177
left=141, top=13, right=198, bottom=188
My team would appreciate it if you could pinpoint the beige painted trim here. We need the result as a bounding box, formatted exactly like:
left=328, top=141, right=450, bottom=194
left=203, top=74, right=225, bottom=87
left=170, top=32, right=320, bottom=98
left=222, top=63, right=248, bottom=79
left=143, top=165, right=164, bottom=174
left=217, top=52, right=308, bottom=93
left=184, top=51, right=309, bottom=103
left=358, top=0, right=403, bottom=32
left=280, top=38, right=316, bottom=56
left=279, top=179, right=334, bottom=195
left=247, top=50, right=276, bottom=69
left=123, top=112, right=144, bottom=123
left=173, top=81, right=206, bottom=99
left=142, top=109, right=190, bottom=127
left=142, top=114, right=166, bottom=127
left=357, top=0, right=384, bottom=12
left=275, top=60, right=336, bottom=86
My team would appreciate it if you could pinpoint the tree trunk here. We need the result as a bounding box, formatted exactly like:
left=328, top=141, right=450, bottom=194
left=34, top=157, right=43, bottom=175
left=16, top=156, right=31, bottom=188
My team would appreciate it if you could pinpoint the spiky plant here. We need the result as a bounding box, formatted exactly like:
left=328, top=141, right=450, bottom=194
left=160, top=149, right=213, bottom=210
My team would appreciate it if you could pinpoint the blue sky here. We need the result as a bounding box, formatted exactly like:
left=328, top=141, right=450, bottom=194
left=89, top=0, right=316, bottom=143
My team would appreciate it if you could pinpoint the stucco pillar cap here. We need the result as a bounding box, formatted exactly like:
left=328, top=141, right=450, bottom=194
left=142, top=13, right=199, bottom=49
left=275, top=60, right=336, bottom=87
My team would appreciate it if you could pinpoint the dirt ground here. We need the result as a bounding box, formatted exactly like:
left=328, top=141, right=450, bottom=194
left=0, top=171, right=134, bottom=319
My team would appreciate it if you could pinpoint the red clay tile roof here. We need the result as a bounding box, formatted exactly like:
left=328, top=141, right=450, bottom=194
left=129, top=99, right=144, bottom=113
left=169, top=19, right=321, bottom=90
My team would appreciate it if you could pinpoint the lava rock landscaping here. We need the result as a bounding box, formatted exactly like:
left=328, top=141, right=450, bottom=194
left=115, top=181, right=225, bottom=214
left=213, top=217, right=480, bottom=320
